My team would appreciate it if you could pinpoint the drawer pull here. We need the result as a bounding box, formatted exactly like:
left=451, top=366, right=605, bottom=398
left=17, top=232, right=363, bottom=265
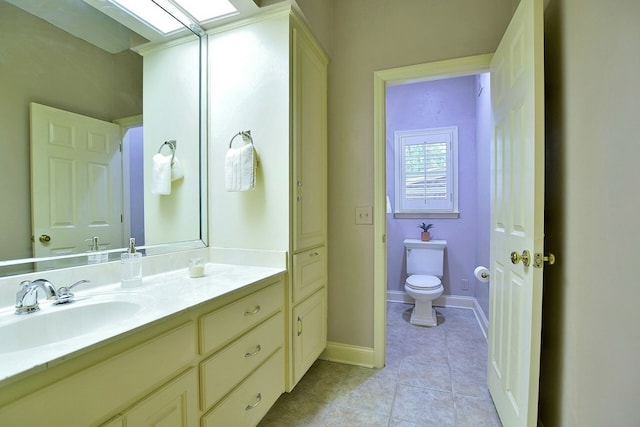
left=245, top=393, right=262, bottom=411
left=297, top=316, right=303, bottom=336
left=309, top=252, right=319, bottom=257
left=244, top=305, right=261, bottom=316
left=244, top=345, right=262, bottom=358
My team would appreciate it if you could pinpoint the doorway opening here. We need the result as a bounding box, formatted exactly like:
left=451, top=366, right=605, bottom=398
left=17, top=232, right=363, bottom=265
left=116, top=115, right=146, bottom=247
left=372, top=54, right=493, bottom=368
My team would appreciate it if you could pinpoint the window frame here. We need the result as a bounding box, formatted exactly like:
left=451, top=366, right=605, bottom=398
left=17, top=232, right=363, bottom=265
left=393, top=126, right=459, bottom=218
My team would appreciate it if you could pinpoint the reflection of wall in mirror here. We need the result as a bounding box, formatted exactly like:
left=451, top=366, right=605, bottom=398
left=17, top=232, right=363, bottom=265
left=0, top=1, right=142, bottom=264
left=141, top=38, right=201, bottom=248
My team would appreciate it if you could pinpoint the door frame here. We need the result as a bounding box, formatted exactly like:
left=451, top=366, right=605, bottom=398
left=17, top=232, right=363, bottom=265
left=372, top=54, right=493, bottom=368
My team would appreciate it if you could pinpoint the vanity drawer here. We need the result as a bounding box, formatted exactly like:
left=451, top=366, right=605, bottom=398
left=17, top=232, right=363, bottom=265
left=200, top=281, right=283, bottom=355
left=292, top=246, right=326, bottom=304
left=201, top=312, right=283, bottom=410
left=202, top=348, right=284, bottom=427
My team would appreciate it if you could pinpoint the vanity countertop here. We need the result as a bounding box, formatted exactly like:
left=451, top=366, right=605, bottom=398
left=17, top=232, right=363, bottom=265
left=0, top=263, right=285, bottom=384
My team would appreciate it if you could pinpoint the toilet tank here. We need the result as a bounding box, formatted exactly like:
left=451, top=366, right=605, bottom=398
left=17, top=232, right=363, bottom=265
left=404, top=239, right=446, bottom=276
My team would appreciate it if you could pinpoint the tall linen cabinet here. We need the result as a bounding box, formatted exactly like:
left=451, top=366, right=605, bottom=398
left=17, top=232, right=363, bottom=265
left=209, top=8, right=328, bottom=391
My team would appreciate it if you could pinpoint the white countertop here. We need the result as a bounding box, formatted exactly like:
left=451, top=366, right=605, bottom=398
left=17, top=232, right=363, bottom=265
left=0, top=263, right=284, bottom=384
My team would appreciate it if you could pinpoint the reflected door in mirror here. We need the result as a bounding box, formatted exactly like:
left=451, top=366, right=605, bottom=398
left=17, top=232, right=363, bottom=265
left=30, top=103, right=124, bottom=268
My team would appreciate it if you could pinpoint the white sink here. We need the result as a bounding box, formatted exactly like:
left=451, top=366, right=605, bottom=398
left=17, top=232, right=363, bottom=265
left=0, top=294, right=149, bottom=354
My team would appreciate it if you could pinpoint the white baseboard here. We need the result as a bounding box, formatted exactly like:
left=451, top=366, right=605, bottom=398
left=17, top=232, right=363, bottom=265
left=320, top=342, right=376, bottom=368
left=434, top=294, right=476, bottom=308
left=387, top=289, right=414, bottom=303
left=435, top=294, right=488, bottom=339
left=322, top=292, right=490, bottom=368
left=473, top=298, right=489, bottom=339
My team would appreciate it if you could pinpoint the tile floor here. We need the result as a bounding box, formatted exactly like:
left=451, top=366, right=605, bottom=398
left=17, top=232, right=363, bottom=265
left=259, top=302, right=501, bottom=427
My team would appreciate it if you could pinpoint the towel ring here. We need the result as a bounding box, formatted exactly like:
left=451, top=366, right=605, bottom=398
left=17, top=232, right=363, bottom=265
left=158, top=140, right=176, bottom=165
left=228, top=131, right=253, bottom=148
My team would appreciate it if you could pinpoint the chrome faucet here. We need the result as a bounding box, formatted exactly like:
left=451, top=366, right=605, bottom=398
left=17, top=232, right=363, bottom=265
left=54, top=280, right=90, bottom=305
left=15, top=279, right=57, bottom=314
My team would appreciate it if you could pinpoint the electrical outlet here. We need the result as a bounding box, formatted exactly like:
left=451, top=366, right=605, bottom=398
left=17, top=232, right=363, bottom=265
left=461, top=279, right=469, bottom=290
left=355, top=206, right=373, bottom=225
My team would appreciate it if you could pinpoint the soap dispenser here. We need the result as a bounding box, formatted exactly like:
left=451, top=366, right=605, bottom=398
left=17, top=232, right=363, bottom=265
left=121, top=238, right=142, bottom=288
left=86, top=236, right=108, bottom=264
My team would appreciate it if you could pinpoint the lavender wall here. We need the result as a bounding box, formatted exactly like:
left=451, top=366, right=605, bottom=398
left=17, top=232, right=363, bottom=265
left=386, top=75, right=489, bottom=303
left=128, top=126, right=145, bottom=246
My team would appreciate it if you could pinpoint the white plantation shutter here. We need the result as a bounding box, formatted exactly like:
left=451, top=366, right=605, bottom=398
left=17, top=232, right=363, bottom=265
left=394, top=127, right=458, bottom=214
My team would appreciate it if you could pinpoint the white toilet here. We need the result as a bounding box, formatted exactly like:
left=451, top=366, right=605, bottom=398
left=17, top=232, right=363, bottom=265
left=403, top=239, right=446, bottom=327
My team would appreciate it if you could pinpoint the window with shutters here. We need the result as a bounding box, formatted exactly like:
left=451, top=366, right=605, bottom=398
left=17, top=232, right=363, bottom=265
left=394, top=127, right=459, bottom=217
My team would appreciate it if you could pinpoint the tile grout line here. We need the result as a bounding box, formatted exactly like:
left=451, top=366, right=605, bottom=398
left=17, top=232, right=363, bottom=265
left=443, top=313, right=462, bottom=426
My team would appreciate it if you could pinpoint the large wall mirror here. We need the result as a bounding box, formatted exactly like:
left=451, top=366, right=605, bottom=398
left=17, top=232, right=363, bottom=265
left=0, top=0, right=208, bottom=277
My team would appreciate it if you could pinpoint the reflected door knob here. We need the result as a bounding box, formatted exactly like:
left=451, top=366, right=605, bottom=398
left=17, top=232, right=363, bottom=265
left=510, top=250, right=531, bottom=267
left=39, top=234, right=51, bottom=243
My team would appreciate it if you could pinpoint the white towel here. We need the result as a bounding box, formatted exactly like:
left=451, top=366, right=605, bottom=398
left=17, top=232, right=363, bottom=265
left=171, top=156, right=184, bottom=181
left=152, top=153, right=172, bottom=195
left=225, top=143, right=256, bottom=191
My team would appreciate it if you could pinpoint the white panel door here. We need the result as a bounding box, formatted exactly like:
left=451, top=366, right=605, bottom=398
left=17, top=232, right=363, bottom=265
left=488, top=0, right=545, bottom=425
left=31, top=103, right=123, bottom=263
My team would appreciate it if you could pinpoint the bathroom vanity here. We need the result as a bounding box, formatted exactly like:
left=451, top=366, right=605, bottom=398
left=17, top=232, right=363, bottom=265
left=0, top=4, right=328, bottom=425
left=0, top=264, right=286, bottom=426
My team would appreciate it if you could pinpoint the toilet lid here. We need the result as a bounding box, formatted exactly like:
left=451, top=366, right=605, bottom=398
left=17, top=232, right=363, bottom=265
left=406, top=275, right=441, bottom=290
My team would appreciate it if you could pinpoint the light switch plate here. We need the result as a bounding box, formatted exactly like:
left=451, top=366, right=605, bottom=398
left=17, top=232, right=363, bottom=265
left=355, top=206, right=373, bottom=225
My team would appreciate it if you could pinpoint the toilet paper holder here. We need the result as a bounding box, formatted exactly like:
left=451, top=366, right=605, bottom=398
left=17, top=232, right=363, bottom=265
left=474, top=266, right=490, bottom=282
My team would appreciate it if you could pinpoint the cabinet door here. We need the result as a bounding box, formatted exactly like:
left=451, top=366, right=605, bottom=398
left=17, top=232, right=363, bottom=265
left=292, top=20, right=328, bottom=252
left=125, top=369, right=199, bottom=427
left=292, top=288, right=327, bottom=384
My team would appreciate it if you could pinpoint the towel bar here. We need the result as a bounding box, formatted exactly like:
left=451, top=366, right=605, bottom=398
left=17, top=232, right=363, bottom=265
left=158, top=140, right=176, bottom=165
left=228, top=131, right=253, bottom=148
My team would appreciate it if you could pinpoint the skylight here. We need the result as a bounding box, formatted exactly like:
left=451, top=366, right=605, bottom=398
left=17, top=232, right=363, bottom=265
left=109, top=0, right=238, bottom=34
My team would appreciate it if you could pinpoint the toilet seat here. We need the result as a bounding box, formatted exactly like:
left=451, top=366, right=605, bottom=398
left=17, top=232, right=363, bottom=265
left=406, top=275, right=441, bottom=290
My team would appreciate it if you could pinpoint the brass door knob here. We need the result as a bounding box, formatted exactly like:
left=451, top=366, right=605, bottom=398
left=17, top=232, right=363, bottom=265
left=39, top=234, right=51, bottom=243
left=510, top=250, right=531, bottom=267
